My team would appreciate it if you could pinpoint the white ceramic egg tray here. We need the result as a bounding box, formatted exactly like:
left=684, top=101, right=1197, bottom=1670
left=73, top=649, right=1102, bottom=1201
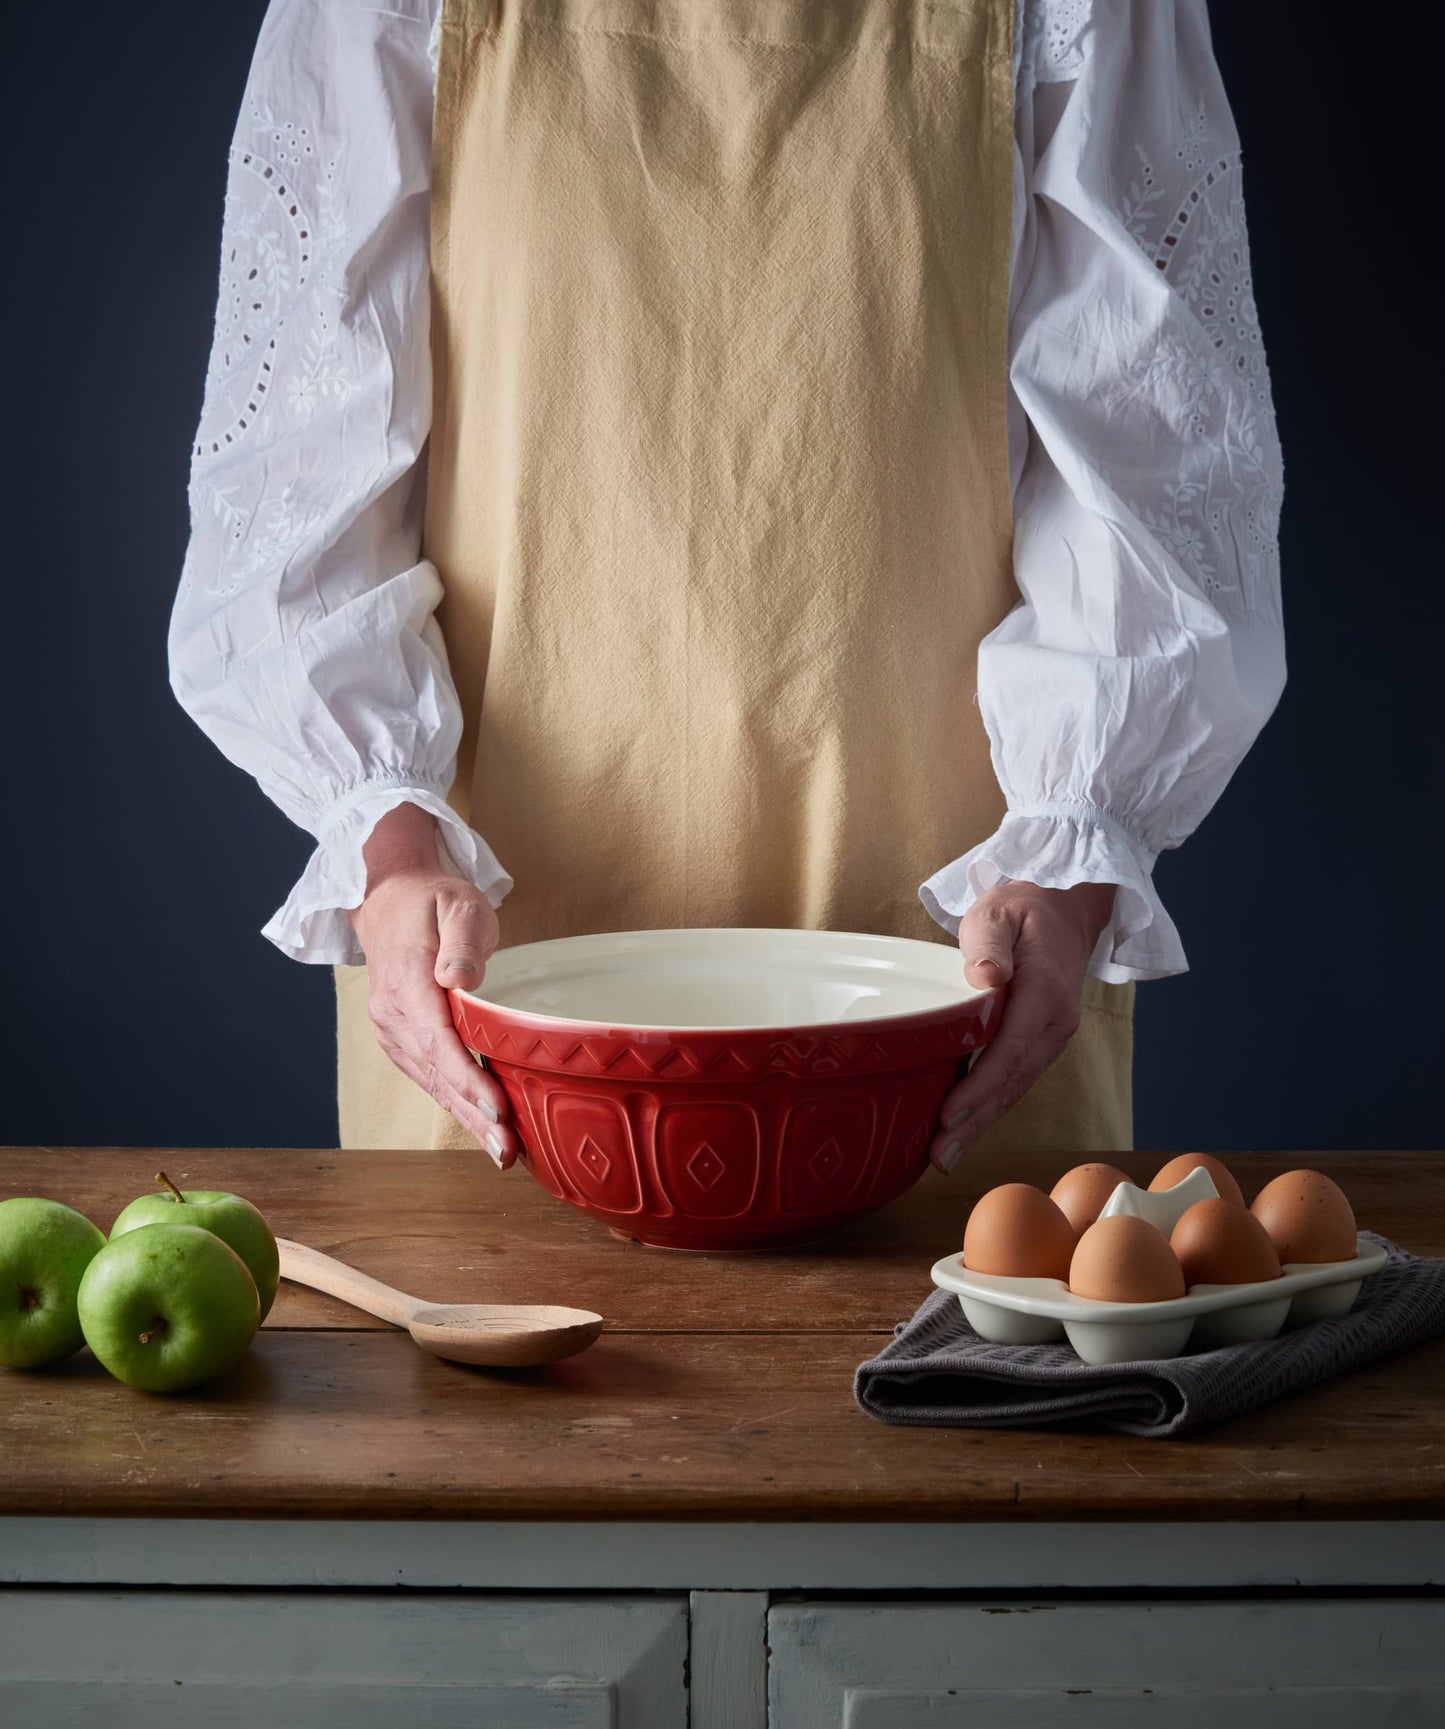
left=932, top=1169, right=1387, bottom=1365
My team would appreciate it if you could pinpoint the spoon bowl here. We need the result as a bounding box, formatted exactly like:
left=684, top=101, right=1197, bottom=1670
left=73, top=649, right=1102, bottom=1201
left=409, top=1302, right=604, bottom=1366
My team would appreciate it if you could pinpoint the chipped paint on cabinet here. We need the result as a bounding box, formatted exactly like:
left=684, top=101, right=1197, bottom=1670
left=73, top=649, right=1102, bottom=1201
left=767, top=1600, right=1445, bottom=1729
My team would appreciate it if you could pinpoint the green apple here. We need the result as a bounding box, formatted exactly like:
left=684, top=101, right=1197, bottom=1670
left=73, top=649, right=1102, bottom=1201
left=77, top=1223, right=260, bottom=1393
left=110, top=1180, right=279, bottom=1319
left=0, top=1197, right=107, bottom=1368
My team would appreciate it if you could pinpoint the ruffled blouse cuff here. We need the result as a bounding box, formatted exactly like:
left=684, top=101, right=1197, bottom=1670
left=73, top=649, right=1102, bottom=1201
left=917, top=801, right=1187, bottom=984
left=260, top=780, right=515, bottom=966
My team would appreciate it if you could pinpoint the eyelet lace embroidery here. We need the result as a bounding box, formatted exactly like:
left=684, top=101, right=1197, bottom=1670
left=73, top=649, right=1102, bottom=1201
left=184, top=100, right=354, bottom=602
left=1117, top=109, right=1283, bottom=616
left=1024, top=3, right=1283, bottom=620
left=1030, top=0, right=1091, bottom=83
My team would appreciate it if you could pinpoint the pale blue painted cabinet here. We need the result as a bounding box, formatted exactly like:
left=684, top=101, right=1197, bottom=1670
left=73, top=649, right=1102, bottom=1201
left=1, top=1592, right=688, bottom=1726
left=6, top=1584, right=1445, bottom=1726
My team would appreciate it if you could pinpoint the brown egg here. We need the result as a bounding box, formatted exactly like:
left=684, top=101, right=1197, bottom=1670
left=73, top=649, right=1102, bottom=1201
left=1250, top=1170, right=1357, bottom=1264
left=1169, top=1198, right=1281, bottom=1287
left=963, top=1183, right=1076, bottom=1281
left=1148, top=1153, right=1245, bottom=1207
left=1068, top=1215, right=1186, bottom=1303
left=1049, top=1163, right=1133, bottom=1235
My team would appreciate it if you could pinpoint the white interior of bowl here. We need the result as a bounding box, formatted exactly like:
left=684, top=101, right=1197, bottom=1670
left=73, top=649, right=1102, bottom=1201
left=461, top=926, right=987, bottom=1030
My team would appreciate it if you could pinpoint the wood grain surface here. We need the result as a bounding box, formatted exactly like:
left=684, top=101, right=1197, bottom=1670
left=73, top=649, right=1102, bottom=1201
left=1, top=1146, right=1441, bottom=1520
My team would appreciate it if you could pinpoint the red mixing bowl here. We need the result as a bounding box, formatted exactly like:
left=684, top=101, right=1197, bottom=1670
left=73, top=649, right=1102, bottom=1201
left=449, top=927, right=1003, bottom=1250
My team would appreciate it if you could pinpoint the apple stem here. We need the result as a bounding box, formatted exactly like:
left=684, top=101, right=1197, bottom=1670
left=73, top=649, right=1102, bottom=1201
left=155, top=1170, right=186, bottom=1205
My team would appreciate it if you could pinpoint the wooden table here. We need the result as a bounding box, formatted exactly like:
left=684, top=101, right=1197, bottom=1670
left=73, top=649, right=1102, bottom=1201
left=3, top=1146, right=1443, bottom=1725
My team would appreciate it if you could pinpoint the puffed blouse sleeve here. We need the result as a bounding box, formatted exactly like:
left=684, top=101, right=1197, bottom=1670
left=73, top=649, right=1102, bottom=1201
left=917, top=0, right=1287, bottom=983
left=166, top=0, right=511, bottom=967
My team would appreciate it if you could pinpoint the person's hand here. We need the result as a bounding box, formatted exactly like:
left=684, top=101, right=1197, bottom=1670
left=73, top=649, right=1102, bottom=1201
left=929, top=879, right=1118, bottom=1174
left=344, top=802, right=520, bottom=1168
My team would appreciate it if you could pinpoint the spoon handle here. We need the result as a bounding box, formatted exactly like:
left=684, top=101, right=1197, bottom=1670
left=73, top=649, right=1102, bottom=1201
left=276, top=1238, right=425, bottom=1329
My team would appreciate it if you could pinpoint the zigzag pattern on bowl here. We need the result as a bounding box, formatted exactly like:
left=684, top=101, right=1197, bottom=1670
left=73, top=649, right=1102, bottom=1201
left=452, top=990, right=1002, bottom=1082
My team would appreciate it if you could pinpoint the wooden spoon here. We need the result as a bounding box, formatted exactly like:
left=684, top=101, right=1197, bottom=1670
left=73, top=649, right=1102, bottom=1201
left=276, top=1238, right=603, bottom=1367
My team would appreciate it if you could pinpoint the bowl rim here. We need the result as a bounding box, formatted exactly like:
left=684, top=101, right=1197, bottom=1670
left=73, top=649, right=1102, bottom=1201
left=449, top=924, right=997, bottom=1036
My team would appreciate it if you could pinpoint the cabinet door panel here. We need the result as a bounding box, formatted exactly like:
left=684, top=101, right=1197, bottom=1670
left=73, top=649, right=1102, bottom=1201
left=1, top=1592, right=686, bottom=1728
left=769, top=1601, right=1445, bottom=1729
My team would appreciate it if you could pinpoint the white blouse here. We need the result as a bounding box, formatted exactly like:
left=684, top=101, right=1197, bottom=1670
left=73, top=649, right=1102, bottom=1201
left=168, top=0, right=1286, bottom=985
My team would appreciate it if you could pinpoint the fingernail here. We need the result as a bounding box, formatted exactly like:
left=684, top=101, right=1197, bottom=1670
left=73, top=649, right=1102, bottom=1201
left=944, top=1104, right=971, bottom=1132
left=935, top=1138, right=963, bottom=1174
left=476, top=1097, right=499, bottom=1122
left=484, top=1129, right=506, bottom=1167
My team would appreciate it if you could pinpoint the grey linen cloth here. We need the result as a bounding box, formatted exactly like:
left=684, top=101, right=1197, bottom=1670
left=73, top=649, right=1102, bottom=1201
left=854, top=1233, right=1445, bottom=1438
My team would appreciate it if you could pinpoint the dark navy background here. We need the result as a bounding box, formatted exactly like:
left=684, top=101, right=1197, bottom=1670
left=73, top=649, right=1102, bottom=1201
left=2, top=4, right=1439, bottom=1149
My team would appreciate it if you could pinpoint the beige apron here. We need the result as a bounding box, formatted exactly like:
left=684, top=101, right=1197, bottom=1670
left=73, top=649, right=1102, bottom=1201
left=334, top=0, right=1134, bottom=1156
